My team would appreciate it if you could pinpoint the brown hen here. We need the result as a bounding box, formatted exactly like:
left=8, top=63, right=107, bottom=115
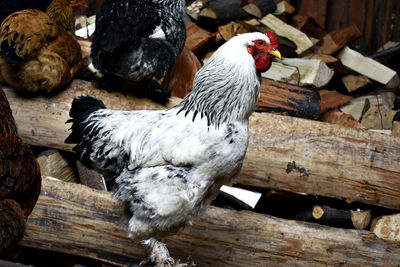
left=0, top=88, right=41, bottom=254
left=0, top=0, right=85, bottom=93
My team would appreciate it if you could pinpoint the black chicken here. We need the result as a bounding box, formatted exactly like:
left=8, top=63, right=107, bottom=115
left=89, top=0, right=186, bottom=104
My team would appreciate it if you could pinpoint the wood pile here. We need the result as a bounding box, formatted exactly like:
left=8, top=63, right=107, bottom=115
left=2, top=0, right=400, bottom=266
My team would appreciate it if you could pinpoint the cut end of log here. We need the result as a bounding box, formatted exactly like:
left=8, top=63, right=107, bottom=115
left=199, top=7, right=217, bottom=19
left=312, top=205, right=324, bottom=219
left=242, top=3, right=262, bottom=18
left=350, top=210, right=371, bottom=230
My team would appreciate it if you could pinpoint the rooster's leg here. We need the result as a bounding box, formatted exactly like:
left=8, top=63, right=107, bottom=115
left=140, top=238, right=175, bottom=267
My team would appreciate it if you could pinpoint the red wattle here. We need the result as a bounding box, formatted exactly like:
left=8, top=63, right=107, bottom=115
left=255, top=55, right=271, bottom=72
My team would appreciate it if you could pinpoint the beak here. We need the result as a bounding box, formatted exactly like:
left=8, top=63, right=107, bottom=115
left=268, top=48, right=281, bottom=59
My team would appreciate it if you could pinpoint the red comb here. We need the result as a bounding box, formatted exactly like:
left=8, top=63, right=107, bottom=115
left=265, top=32, right=278, bottom=49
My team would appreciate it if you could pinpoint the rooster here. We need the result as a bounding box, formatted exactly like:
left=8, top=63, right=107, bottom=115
left=0, top=88, right=41, bottom=255
left=89, top=0, right=186, bottom=104
left=0, top=0, right=85, bottom=93
left=66, top=32, right=281, bottom=266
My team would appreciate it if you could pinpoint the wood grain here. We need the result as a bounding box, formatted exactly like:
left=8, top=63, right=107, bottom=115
left=4, top=81, right=400, bottom=210
left=20, top=177, right=400, bottom=267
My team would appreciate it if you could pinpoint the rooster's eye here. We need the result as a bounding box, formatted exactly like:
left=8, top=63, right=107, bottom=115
left=257, top=40, right=264, bottom=45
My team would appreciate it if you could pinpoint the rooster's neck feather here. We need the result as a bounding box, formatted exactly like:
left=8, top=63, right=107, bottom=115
left=177, top=35, right=261, bottom=127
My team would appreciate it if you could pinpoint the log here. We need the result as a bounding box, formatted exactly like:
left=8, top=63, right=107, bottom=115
left=291, top=15, right=327, bottom=40
left=36, top=149, right=79, bottom=183
left=337, top=46, right=400, bottom=89
left=186, top=0, right=208, bottom=21
left=256, top=78, right=320, bottom=119
left=20, top=176, right=400, bottom=266
left=161, top=47, right=201, bottom=98
left=310, top=54, right=350, bottom=76
left=294, top=205, right=371, bottom=229
left=279, top=58, right=334, bottom=88
left=185, top=22, right=215, bottom=54
left=273, top=1, right=295, bottom=16
left=217, top=22, right=253, bottom=42
left=4, top=81, right=400, bottom=210
left=318, top=89, right=352, bottom=114
left=320, top=109, right=365, bottom=129
left=317, top=24, right=362, bottom=55
left=260, top=14, right=314, bottom=55
left=371, top=213, right=400, bottom=241
left=341, top=75, right=371, bottom=93
left=261, top=62, right=300, bottom=85
left=242, top=0, right=277, bottom=19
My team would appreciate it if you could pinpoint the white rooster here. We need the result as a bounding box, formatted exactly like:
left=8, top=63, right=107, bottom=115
left=65, top=32, right=281, bottom=266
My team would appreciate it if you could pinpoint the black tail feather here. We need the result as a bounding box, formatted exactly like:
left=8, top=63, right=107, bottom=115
left=65, top=96, right=106, bottom=145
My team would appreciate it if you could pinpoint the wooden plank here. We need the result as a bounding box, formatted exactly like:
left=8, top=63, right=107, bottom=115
left=20, top=177, right=400, bottom=267
left=4, top=81, right=400, bottom=210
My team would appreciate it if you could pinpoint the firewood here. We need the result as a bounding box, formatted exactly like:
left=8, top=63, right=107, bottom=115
left=20, top=176, right=400, bottom=266
left=261, top=62, right=299, bottom=85
left=320, top=109, right=365, bottom=129
left=318, top=89, right=352, bottom=114
left=161, top=46, right=201, bottom=98
left=294, top=205, right=371, bottom=229
left=291, top=15, right=327, bottom=40
left=36, top=149, right=78, bottom=183
left=371, top=213, right=400, bottom=241
left=393, top=121, right=400, bottom=136
left=337, top=46, right=400, bottom=89
left=341, top=75, right=371, bottom=93
left=279, top=57, right=334, bottom=88
left=185, top=22, right=215, bottom=54
left=76, top=160, right=107, bottom=191
left=242, top=0, right=277, bottom=19
left=311, top=54, right=351, bottom=75
left=260, top=14, right=314, bottom=55
left=361, top=105, right=398, bottom=129
left=186, top=0, right=208, bottom=20
left=199, top=0, right=249, bottom=21
left=4, top=81, right=400, bottom=210
left=217, top=22, right=253, bottom=41
left=317, top=24, right=362, bottom=55
left=256, top=78, right=320, bottom=119
left=273, top=1, right=295, bottom=16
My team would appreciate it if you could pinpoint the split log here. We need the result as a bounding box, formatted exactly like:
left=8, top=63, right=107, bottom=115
left=36, top=149, right=79, bottom=183
left=371, top=213, right=400, bottom=241
left=279, top=58, right=334, bottom=88
left=273, top=1, right=295, bottom=16
left=291, top=15, right=327, bottom=40
left=261, top=62, right=300, bottom=85
left=310, top=54, right=350, bottom=76
left=318, top=89, right=352, bottom=114
left=20, top=176, right=400, bottom=266
left=256, top=78, right=320, bottom=119
left=242, top=0, right=277, bottom=19
left=161, top=47, right=201, bottom=98
left=4, top=81, right=400, bottom=210
left=341, top=75, right=371, bottom=93
left=393, top=121, right=400, bottom=136
left=317, top=24, right=362, bottom=55
left=185, top=22, right=215, bottom=54
left=260, top=14, right=314, bottom=55
left=320, top=109, right=365, bottom=129
left=217, top=22, right=253, bottom=41
left=337, top=46, right=400, bottom=89
left=186, top=0, right=208, bottom=20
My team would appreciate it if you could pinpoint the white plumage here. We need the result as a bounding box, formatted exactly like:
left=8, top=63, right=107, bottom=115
left=66, top=32, right=280, bottom=266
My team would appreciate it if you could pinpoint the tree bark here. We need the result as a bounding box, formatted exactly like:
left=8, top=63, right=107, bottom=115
left=20, top=176, right=400, bottom=267
left=3, top=81, right=400, bottom=210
